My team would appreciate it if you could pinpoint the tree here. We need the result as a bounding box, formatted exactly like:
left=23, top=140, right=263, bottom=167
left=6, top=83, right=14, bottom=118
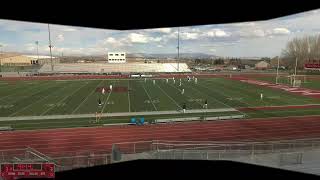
left=282, top=34, right=320, bottom=69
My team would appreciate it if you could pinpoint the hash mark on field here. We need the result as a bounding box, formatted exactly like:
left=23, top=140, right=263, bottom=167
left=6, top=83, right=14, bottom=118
left=40, top=83, right=88, bottom=116
left=9, top=84, right=72, bottom=117
left=72, top=80, right=104, bottom=114
left=127, top=81, right=131, bottom=112
left=155, top=83, right=182, bottom=109
left=194, top=82, right=248, bottom=117
left=4, top=82, right=59, bottom=106
left=201, top=81, right=254, bottom=107
left=141, top=83, right=158, bottom=111
left=0, top=81, right=50, bottom=103
left=168, top=83, right=202, bottom=106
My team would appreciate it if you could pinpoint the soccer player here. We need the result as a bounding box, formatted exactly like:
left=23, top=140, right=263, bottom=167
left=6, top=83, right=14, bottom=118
left=110, top=84, right=113, bottom=91
left=260, top=93, right=263, bottom=100
left=102, top=88, right=106, bottom=95
left=166, top=79, right=169, bottom=83
left=181, top=88, right=185, bottom=94
left=182, top=103, right=186, bottom=113
left=187, top=76, right=190, bottom=82
left=98, top=98, right=102, bottom=106
left=203, top=99, right=208, bottom=109
left=173, top=79, right=175, bottom=84
left=179, top=81, right=182, bottom=86
left=153, top=80, right=156, bottom=85
left=195, top=78, right=198, bottom=84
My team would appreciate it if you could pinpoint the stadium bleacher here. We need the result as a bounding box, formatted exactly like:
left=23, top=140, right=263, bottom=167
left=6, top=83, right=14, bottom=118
left=38, top=63, right=191, bottom=73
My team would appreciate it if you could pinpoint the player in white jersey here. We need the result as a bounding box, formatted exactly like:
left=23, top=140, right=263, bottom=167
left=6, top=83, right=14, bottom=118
left=181, top=89, right=185, bottom=95
left=109, top=84, right=113, bottom=91
left=102, top=88, right=106, bottom=95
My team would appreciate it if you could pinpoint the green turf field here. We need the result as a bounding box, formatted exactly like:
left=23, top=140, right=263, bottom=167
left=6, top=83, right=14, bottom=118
left=1, top=77, right=320, bottom=130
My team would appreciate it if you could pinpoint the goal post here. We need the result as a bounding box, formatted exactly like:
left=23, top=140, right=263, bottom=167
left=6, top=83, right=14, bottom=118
left=277, top=75, right=307, bottom=86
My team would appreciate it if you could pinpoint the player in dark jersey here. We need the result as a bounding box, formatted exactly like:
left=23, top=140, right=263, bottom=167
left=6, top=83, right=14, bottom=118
left=204, top=99, right=208, bottom=109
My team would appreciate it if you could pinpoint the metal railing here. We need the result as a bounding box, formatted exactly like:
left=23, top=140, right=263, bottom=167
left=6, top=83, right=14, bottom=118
left=2, top=138, right=320, bottom=172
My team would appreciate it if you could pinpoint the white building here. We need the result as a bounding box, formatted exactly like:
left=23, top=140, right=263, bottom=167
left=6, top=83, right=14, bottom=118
left=107, top=52, right=126, bottom=63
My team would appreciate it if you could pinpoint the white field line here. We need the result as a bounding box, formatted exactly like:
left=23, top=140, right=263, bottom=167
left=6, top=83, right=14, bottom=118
left=141, top=83, right=158, bottom=111
left=195, top=82, right=248, bottom=116
left=9, top=84, right=72, bottom=117
left=40, top=83, right=88, bottom=116
left=155, top=83, right=182, bottom=109
left=0, top=108, right=237, bottom=121
left=72, top=80, right=104, bottom=114
left=167, top=83, right=202, bottom=106
left=100, top=82, right=113, bottom=113
left=0, top=81, right=51, bottom=103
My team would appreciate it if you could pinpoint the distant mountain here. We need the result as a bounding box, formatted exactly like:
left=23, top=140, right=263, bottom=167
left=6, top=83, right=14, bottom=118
left=127, top=53, right=218, bottom=59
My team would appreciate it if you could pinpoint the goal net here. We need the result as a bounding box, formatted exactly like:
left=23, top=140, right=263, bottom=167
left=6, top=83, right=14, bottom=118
left=277, top=75, right=307, bottom=87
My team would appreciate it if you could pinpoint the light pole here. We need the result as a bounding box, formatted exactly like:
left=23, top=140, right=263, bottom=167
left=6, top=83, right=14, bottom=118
left=35, top=41, right=39, bottom=64
left=177, top=27, right=180, bottom=72
left=0, top=44, right=3, bottom=72
left=294, top=45, right=298, bottom=87
left=48, top=24, right=54, bottom=72
left=276, top=56, right=280, bottom=84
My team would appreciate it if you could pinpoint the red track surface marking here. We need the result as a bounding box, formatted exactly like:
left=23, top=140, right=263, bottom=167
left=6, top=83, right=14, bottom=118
left=230, top=76, right=320, bottom=99
left=1, top=116, right=320, bottom=157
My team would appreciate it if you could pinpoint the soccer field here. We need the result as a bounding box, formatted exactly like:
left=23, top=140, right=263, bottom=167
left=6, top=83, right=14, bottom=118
left=1, top=77, right=320, bottom=130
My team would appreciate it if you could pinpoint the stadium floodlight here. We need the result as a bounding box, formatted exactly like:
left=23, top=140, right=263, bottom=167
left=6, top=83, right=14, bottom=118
left=177, top=27, right=180, bottom=72
left=276, top=55, right=280, bottom=84
left=48, top=24, right=54, bottom=72
left=293, top=44, right=298, bottom=86
left=35, top=41, right=39, bottom=61
left=0, top=44, right=2, bottom=72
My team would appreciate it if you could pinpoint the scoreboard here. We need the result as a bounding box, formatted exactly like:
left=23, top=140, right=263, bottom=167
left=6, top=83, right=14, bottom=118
left=0, top=163, right=55, bottom=179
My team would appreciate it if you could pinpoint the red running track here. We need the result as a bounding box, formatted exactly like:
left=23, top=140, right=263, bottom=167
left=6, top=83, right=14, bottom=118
left=1, top=116, right=320, bottom=157
left=238, top=104, right=320, bottom=111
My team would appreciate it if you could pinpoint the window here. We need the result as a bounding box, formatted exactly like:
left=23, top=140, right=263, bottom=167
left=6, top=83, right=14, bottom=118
left=109, top=54, right=113, bottom=56
left=115, top=54, right=119, bottom=56
left=121, top=54, right=124, bottom=56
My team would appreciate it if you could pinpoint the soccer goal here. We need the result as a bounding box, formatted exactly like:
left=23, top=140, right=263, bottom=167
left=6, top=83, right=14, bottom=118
left=277, top=75, right=307, bottom=87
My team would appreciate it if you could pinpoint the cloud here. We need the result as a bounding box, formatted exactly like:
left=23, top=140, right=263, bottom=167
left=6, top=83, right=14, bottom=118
left=181, top=32, right=199, bottom=40
left=63, top=28, right=77, bottom=32
left=206, top=29, right=230, bottom=37
left=128, top=33, right=148, bottom=43
left=146, top=28, right=172, bottom=33
left=24, top=43, right=36, bottom=51
left=272, top=27, right=290, bottom=35
left=253, top=29, right=265, bottom=37
left=57, top=34, right=64, bottom=42
left=127, top=33, right=163, bottom=43
left=105, top=37, right=117, bottom=43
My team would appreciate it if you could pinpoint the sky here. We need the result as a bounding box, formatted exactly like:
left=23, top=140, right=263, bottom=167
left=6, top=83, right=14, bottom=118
left=0, top=9, right=320, bottom=57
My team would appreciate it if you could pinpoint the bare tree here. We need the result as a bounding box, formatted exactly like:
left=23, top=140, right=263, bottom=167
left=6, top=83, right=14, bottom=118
left=282, top=34, right=320, bottom=69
